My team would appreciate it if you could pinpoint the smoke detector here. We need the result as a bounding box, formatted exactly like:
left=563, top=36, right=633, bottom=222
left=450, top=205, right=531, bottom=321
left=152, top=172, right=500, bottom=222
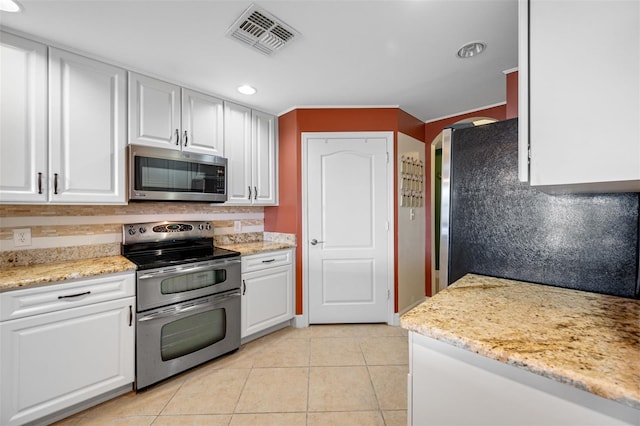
left=226, top=4, right=300, bottom=56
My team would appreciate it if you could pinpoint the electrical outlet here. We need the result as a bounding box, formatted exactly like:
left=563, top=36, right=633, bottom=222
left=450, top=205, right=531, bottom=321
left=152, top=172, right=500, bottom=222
left=234, top=221, right=242, bottom=232
left=13, top=228, right=32, bottom=247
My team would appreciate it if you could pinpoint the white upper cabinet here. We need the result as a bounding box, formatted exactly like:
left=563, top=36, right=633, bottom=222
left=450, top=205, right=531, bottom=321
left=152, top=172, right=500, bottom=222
left=0, top=32, right=47, bottom=203
left=49, top=48, right=127, bottom=203
left=181, top=88, right=224, bottom=156
left=252, top=110, right=277, bottom=204
left=0, top=34, right=126, bottom=204
left=128, top=72, right=180, bottom=149
left=224, top=101, right=277, bottom=205
left=224, top=102, right=253, bottom=203
left=129, top=72, right=224, bottom=156
left=519, top=0, right=640, bottom=192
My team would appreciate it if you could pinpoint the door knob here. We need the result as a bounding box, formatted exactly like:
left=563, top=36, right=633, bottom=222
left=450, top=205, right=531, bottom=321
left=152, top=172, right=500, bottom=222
left=310, top=238, right=325, bottom=245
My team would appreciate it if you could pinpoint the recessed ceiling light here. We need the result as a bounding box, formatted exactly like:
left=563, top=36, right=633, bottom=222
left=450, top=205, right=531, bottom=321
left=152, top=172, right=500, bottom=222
left=457, top=41, right=486, bottom=59
left=0, top=0, right=21, bottom=12
left=237, top=85, right=257, bottom=95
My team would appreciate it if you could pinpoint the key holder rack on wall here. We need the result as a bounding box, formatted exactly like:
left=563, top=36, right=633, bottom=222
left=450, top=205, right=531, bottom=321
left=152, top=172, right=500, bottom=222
left=400, top=154, right=424, bottom=207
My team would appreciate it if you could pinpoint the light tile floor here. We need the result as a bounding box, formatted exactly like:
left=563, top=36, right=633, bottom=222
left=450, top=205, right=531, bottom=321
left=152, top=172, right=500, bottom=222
left=56, top=324, right=409, bottom=426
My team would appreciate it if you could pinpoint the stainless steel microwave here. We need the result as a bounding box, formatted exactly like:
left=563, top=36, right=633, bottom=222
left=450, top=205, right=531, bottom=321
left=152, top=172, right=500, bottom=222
left=128, top=145, right=227, bottom=202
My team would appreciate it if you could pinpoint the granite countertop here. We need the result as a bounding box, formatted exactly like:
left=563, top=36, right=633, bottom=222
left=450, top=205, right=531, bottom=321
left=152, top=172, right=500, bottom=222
left=0, top=256, right=137, bottom=292
left=0, top=241, right=295, bottom=293
left=401, top=273, right=640, bottom=409
left=217, top=241, right=296, bottom=256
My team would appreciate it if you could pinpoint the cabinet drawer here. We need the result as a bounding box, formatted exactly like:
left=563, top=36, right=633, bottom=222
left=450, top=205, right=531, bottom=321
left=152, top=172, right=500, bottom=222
left=0, top=272, right=135, bottom=322
left=242, top=249, right=292, bottom=273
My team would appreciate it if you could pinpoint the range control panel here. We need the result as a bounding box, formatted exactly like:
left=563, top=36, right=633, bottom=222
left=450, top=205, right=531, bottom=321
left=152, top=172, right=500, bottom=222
left=123, top=221, right=214, bottom=244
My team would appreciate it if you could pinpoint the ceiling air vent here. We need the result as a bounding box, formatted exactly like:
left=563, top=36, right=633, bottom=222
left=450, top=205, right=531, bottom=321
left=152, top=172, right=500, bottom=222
left=226, top=4, right=299, bottom=56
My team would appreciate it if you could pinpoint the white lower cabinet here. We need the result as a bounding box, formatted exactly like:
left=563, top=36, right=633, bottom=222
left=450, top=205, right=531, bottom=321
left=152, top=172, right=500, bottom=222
left=0, top=273, right=135, bottom=426
left=408, top=331, right=639, bottom=426
left=241, top=249, right=294, bottom=339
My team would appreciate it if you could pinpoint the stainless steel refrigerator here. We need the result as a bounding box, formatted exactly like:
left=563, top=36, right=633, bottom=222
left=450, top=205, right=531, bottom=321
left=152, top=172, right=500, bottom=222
left=440, top=118, right=639, bottom=298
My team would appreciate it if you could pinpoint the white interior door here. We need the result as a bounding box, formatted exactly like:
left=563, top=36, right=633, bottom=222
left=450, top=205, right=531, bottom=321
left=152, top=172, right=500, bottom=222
left=304, top=132, right=392, bottom=324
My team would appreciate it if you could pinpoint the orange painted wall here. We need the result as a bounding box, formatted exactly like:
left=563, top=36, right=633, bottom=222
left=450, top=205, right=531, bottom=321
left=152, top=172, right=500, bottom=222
left=506, top=71, right=519, bottom=119
left=264, top=108, right=425, bottom=315
left=424, top=104, right=507, bottom=147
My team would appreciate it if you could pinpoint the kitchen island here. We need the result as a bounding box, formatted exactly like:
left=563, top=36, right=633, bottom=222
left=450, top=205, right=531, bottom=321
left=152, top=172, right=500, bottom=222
left=401, top=274, right=640, bottom=425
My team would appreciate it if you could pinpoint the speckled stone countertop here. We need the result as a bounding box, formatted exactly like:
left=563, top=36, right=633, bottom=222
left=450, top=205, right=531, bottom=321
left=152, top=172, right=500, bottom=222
left=401, top=274, right=640, bottom=409
left=0, top=256, right=136, bottom=292
left=217, top=241, right=296, bottom=256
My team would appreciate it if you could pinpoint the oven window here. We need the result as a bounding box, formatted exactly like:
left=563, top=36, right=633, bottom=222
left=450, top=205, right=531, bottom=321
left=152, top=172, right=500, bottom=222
left=161, top=269, right=227, bottom=294
left=135, top=157, right=225, bottom=194
left=161, top=308, right=227, bottom=361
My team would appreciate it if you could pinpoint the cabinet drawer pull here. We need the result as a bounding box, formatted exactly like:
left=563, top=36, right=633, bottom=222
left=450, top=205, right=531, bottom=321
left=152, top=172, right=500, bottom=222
left=129, top=305, right=133, bottom=327
left=58, top=291, right=91, bottom=300
left=54, top=173, right=59, bottom=194
left=175, top=129, right=180, bottom=145
left=183, top=130, right=188, bottom=146
left=262, top=259, right=276, bottom=263
left=242, top=279, right=246, bottom=295
left=247, top=186, right=252, bottom=200
left=37, top=172, right=43, bottom=194
left=254, top=186, right=258, bottom=200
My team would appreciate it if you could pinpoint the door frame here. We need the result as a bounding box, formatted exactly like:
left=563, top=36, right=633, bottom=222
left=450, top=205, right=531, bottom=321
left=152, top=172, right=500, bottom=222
left=299, top=131, right=395, bottom=327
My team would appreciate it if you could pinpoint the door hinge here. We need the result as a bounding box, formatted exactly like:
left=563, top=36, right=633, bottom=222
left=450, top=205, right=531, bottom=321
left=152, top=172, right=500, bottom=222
left=387, top=289, right=391, bottom=300
left=386, top=152, right=390, bottom=163
left=385, top=221, right=389, bottom=231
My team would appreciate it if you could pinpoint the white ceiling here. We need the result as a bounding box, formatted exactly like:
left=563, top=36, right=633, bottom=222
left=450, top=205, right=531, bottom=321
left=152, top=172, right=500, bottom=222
left=0, top=0, right=519, bottom=122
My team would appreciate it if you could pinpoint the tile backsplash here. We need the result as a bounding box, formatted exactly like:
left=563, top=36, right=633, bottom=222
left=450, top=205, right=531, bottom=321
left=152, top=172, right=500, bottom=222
left=0, top=203, right=266, bottom=267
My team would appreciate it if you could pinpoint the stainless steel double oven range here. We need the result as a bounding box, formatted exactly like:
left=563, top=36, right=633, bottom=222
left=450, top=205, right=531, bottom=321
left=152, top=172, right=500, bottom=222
left=122, top=221, right=241, bottom=390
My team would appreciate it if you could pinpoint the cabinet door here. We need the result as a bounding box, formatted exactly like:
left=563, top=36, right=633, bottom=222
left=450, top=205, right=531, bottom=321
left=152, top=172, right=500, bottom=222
left=524, top=0, right=640, bottom=192
left=224, top=101, right=253, bottom=204
left=241, top=264, right=294, bottom=338
left=49, top=48, right=127, bottom=203
left=0, top=32, right=47, bottom=203
left=0, top=297, right=135, bottom=426
left=181, top=88, right=224, bottom=156
left=252, top=110, right=278, bottom=205
left=128, top=72, right=181, bottom=149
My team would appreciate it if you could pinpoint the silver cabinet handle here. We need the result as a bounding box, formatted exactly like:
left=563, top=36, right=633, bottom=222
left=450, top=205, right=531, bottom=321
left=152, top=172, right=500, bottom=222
left=183, top=130, right=188, bottom=146
left=254, top=186, right=257, bottom=200
left=247, top=186, right=252, bottom=200
left=175, top=129, right=180, bottom=145
left=310, top=239, right=325, bottom=245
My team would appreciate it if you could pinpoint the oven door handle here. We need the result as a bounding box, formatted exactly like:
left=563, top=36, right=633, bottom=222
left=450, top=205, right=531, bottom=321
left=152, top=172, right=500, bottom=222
left=138, top=259, right=241, bottom=280
left=138, top=291, right=240, bottom=322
